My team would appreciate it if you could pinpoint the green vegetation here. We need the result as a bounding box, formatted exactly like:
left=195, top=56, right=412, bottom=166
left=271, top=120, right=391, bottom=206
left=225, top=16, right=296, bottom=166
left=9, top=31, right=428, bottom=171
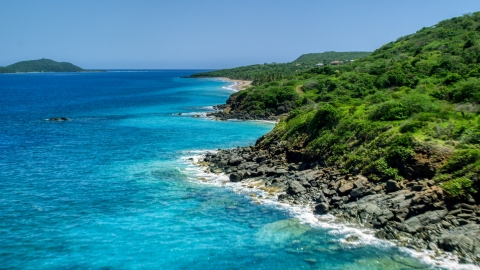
left=229, top=82, right=299, bottom=115
left=292, top=51, right=371, bottom=65
left=189, top=51, right=370, bottom=85
left=0, top=58, right=84, bottom=73
left=193, top=12, right=480, bottom=201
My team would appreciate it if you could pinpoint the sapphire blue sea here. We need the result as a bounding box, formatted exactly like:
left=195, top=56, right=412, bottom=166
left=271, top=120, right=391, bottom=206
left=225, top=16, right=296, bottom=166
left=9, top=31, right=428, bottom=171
left=0, top=71, right=444, bottom=269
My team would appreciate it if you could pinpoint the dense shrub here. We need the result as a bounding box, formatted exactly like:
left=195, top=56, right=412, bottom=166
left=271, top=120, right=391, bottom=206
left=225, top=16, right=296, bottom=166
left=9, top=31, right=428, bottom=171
left=399, top=120, right=424, bottom=133
left=441, top=149, right=480, bottom=173
left=369, top=93, right=439, bottom=121
left=441, top=177, right=476, bottom=198
left=451, top=78, right=480, bottom=103
left=309, top=104, right=339, bottom=132
left=369, top=101, right=409, bottom=121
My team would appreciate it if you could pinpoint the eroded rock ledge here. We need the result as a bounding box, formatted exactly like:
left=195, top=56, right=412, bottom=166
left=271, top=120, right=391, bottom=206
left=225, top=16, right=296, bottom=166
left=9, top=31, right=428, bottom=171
left=207, top=104, right=280, bottom=121
left=198, top=141, right=480, bottom=265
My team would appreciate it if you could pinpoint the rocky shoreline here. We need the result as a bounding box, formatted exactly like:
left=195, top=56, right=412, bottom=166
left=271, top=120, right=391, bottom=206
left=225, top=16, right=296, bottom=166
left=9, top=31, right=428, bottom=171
left=206, top=104, right=280, bottom=121
left=195, top=137, right=480, bottom=265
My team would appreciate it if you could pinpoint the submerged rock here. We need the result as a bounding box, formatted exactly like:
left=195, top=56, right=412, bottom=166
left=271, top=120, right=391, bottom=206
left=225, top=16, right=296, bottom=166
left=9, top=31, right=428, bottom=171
left=346, top=235, right=360, bottom=242
left=48, top=117, right=69, bottom=121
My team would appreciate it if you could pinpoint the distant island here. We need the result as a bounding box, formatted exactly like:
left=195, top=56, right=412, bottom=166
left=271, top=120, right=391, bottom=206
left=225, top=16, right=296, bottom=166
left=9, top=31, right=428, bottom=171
left=0, top=58, right=85, bottom=73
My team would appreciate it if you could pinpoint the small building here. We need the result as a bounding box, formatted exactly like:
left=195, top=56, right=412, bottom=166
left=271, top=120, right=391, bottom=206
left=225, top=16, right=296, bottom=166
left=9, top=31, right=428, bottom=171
left=316, top=63, right=324, bottom=66
left=331, top=60, right=341, bottom=65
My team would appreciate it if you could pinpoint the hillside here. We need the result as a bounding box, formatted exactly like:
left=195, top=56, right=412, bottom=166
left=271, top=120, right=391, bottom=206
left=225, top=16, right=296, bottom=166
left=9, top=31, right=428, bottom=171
left=292, top=51, right=371, bottom=65
left=195, top=12, right=480, bottom=263
left=0, top=58, right=84, bottom=73
left=200, top=12, right=480, bottom=201
left=189, top=51, right=370, bottom=85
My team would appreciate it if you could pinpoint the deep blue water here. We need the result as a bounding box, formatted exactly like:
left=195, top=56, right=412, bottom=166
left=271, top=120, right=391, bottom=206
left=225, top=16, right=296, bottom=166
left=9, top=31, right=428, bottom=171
left=0, top=71, right=439, bottom=269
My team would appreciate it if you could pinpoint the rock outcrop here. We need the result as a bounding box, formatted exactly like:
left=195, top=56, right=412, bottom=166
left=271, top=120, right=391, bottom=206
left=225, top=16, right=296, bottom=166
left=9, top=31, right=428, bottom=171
left=197, top=139, right=480, bottom=264
left=207, top=104, right=279, bottom=121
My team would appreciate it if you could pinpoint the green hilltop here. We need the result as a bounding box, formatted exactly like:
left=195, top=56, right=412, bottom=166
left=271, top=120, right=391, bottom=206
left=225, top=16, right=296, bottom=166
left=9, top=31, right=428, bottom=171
left=292, top=51, right=371, bottom=65
left=190, top=51, right=371, bottom=85
left=0, top=58, right=84, bottom=73
left=193, top=12, right=480, bottom=201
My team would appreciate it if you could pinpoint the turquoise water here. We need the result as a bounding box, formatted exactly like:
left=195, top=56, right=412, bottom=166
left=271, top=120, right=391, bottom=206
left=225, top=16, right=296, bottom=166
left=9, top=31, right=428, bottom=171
left=0, top=71, right=440, bottom=269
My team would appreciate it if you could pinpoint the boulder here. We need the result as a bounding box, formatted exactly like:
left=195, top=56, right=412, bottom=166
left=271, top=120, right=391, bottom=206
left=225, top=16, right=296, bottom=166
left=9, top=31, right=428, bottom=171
left=350, top=187, right=367, bottom=199
left=289, top=181, right=307, bottom=194
left=276, top=106, right=287, bottom=115
left=337, top=181, right=354, bottom=195
left=402, top=217, right=422, bottom=233
left=228, top=156, right=243, bottom=166
left=229, top=172, right=243, bottom=182
left=437, top=224, right=480, bottom=261
left=411, top=185, right=423, bottom=191
left=386, top=180, right=401, bottom=192
left=315, top=202, right=329, bottom=214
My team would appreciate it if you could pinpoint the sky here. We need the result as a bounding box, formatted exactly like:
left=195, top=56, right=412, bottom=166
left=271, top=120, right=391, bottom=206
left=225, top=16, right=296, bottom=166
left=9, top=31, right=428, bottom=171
left=1, top=0, right=480, bottom=69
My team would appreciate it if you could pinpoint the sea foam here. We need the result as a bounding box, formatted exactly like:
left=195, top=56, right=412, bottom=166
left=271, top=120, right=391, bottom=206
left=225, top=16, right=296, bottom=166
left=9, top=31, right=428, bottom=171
left=179, top=150, right=480, bottom=270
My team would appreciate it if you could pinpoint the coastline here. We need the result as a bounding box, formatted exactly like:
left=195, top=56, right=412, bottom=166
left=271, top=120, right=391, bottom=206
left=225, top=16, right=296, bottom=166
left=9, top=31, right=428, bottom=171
left=184, top=76, right=479, bottom=268
left=218, top=77, right=252, bottom=91
left=177, top=77, right=479, bottom=268
left=182, top=149, right=477, bottom=269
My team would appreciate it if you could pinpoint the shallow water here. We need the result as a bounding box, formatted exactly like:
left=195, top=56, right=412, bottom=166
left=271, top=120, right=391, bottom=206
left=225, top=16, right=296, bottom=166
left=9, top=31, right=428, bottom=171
left=0, top=71, right=456, bottom=269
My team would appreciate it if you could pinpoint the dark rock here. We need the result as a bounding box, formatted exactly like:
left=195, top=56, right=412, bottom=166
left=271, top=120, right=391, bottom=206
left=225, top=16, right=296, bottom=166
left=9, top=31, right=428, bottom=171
left=315, top=203, right=329, bottom=214
left=48, top=117, right=69, bottom=121
left=276, top=106, right=287, bottom=115
left=350, top=187, right=367, bottom=199
left=228, top=156, right=243, bottom=166
left=265, top=167, right=277, bottom=176
left=406, top=182, right=417, bottom=187
left=386, top=180, right=401, bottom=192
left=376, top=230, right=387, bottom=239
left=229, top=172, right=243, bottom=182
left=458, top=219, right=470, bottom=226
left=411, top=185, right=423, bottom=191
left=289, top=181, right=307, bottom=194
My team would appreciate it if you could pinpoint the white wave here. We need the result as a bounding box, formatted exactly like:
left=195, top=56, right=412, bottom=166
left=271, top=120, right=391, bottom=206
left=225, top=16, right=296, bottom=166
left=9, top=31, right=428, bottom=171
left=222, top=82, right=239, bottom=92
left=173, top=112, right=209, bottom=118
left=205, top=77, right=238, bottom=91
left=178, top=150, right=480, bottom=270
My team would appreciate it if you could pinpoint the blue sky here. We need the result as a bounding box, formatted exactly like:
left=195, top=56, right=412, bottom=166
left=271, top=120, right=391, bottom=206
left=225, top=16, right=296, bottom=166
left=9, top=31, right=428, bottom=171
left=1, top=0, right=479, bottom=69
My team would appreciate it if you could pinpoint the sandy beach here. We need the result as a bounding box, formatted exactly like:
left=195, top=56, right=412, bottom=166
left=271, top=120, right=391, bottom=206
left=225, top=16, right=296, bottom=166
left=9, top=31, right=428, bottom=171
left=219, top=77, right=252, bottom=91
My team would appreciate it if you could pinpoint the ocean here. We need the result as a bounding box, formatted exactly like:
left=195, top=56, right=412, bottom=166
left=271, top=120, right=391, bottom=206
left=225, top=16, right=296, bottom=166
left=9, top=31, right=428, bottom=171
left=0, top=70, right=454, bottom=269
